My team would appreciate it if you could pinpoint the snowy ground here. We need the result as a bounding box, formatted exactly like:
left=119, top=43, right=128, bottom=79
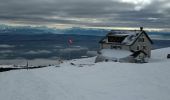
left=0, top=47, right=170, bottom=100
left=0, top=59, right=60, bottom=68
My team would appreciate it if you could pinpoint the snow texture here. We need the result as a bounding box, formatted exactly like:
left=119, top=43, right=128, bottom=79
left=101, top=49, right=132, bottom=58
left=0, top=47, right=170, bottom=100
left=104, top=30, right=141, bottom=45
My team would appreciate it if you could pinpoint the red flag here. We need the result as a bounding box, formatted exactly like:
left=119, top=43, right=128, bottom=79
left=68, top=39, right=73, bottom=44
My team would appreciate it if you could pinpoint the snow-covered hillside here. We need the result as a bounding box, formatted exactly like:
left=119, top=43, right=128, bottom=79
left=0, top=47, right=170, bottom=100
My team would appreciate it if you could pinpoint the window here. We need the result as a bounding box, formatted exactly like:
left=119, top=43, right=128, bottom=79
left=143, top=46, right=147, bottom=50
left=108, top=36, right=126, bottom=43
left=137, top=46, right=140, bottom=50
left=138, top=38, right=144, bottom=42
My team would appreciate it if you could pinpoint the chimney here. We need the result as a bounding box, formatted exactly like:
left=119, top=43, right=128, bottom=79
left=140, top=27, right=143, bottom=31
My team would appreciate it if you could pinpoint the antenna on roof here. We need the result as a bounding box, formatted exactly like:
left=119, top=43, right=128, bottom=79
left=140, top=27, right=143, bottom=31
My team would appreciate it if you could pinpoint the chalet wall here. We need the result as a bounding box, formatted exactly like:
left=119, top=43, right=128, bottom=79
left=130, top=33, right=152, bottom=57
left=121, top=45, right=130, bottom=50
left=101, top=44, right=130, bottom=50
left=100, top=43, right=111, bottom=49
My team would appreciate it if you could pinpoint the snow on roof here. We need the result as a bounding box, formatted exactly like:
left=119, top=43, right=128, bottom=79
left=121, top=33, right=140, bottom=45
left=101, top=49, right=132, bottom=58
left=112, top=30, right=141, bottom=45
left=101, top=30, right=142, bottom=45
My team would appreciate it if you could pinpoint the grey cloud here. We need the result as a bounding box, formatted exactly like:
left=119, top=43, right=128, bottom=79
left=0, top=0, right=170, bottom=28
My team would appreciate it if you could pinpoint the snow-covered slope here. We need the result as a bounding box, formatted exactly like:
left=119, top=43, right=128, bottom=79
left=0, top=48, right=170, bottom=100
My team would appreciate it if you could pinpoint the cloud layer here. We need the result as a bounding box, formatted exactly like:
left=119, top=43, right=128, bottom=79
left=0, top=0, right=170, bottom=28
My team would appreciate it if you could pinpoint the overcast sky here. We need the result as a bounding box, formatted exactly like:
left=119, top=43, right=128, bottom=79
left=0, top=0, right=170, bottom=29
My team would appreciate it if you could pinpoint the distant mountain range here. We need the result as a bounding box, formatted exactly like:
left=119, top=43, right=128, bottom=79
left=0, top=24, right=170, bottom=39
left=0, top=24, right=109, bottom=36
